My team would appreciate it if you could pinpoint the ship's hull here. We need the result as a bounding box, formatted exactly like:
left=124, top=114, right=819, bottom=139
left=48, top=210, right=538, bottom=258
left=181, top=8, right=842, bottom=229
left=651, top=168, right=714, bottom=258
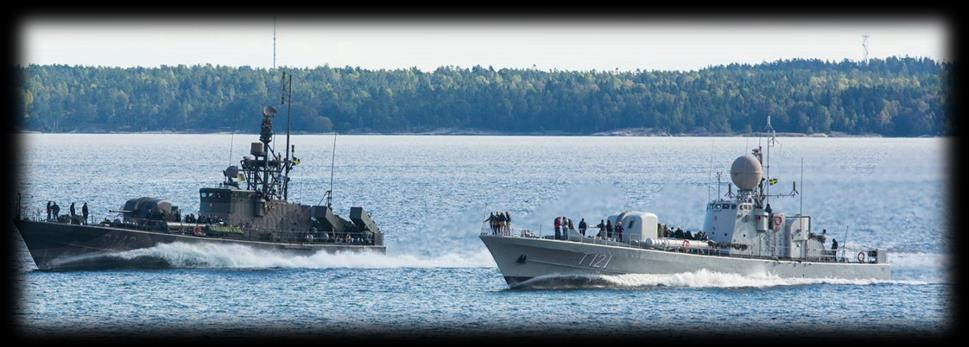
left=15, top=220, right=385, bottom=271
left=480, top=235, right=890, bottom=286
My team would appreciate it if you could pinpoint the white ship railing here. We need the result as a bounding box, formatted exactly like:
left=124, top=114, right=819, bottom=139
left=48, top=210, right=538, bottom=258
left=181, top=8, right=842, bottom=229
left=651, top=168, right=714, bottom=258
left=480, top=221, right=881, bottom=264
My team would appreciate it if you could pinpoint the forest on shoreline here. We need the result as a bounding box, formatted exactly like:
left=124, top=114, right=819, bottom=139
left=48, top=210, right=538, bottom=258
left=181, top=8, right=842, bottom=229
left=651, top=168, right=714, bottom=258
left=17, top=57, right=950, bottom=136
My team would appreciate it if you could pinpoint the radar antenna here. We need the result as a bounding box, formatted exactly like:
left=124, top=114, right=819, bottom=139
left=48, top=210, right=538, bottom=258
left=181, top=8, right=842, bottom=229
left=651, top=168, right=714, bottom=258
left=237, top=71, right=296, bottom=201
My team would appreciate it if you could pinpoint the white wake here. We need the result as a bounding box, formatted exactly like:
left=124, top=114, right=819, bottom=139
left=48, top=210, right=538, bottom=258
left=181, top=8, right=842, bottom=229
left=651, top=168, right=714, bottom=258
left=515, top=268, right=930, bottom=290
left=599, top=269, right=928, bottom=288
left=108, top=242, right=497, bottom=269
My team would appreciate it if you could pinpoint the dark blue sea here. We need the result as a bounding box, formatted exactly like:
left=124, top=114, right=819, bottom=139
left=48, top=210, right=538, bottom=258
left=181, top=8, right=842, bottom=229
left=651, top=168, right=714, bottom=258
left=14, top=134, right=950, bottom=337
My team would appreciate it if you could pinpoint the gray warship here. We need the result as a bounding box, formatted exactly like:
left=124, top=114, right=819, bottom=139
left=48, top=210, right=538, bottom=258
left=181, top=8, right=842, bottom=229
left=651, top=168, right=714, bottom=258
left=15, top=73, right=385, bottom=271
left=481, top=119, right=890, bottom=287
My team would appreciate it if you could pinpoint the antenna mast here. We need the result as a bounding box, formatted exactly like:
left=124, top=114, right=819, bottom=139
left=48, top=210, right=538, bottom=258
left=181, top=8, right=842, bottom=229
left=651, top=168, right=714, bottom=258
left=327, top=132, right=337, bottom=208
left=799, top=157, right=804, bottom=216
left=228, top=132, right=234, bottom=166
left=764, top=115, right=775, bottom=205
left=862, top=34, right=870, bottom=64
left=708, top=139, right=713, bottom=201
left=283, top=73, right=293, bottom=200
left=273, top=17, right=277, bottom=69
left=716, top=171, right=721, bottom=199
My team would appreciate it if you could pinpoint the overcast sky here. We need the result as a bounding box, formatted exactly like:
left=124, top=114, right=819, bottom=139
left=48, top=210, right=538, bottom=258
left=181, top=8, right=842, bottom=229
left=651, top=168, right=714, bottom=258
left=20, top=18, right=950, bottom=71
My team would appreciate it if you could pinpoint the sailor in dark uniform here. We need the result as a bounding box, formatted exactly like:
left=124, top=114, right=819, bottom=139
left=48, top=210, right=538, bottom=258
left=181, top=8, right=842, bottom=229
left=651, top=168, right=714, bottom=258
left=82, top=202, right=89, bottom=225
left=484, top=212, right=497, bottom=234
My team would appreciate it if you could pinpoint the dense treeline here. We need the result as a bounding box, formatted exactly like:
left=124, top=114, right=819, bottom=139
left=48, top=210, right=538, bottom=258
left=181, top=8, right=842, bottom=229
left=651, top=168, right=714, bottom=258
left=17, top=57, right=949, bottom=136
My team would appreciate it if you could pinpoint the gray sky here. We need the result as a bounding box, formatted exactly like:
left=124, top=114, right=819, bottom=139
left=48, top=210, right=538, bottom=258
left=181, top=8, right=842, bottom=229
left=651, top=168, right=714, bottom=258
left=21, top=18, right=950, bottom=71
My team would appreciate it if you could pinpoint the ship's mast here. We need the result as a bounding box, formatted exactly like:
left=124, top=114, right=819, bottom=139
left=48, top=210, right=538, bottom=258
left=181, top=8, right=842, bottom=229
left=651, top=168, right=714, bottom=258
left=273, top=17, right=277, bottom=69
left=327, top=132, right=337, bottom=208
left=747, top=114, right=796, bottom=207
left=283, top=73, right=293, bottom=200
left=238, top=25, right=297, bottom=202
left=764, top=115, right=773, bottom=206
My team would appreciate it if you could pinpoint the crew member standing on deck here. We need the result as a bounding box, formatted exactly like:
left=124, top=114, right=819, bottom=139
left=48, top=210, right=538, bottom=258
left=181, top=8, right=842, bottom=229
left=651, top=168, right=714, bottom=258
left=485, top=212, right=496, bottom=234
left=554, top=216, right=562, bottom=240
left=765, top=203, right=773, bottom=230
left=505, top=211, right=512, bottom=233
left=596, top=220, right=606, bottom=239
left=69, top=202, right=76, bottom=222
left=46, top=201, right=52, bottom=221
left=615, top=220, right=624, bottom=242
left=52, top=202, right=60, bottom=220
left=578, top=218, right=587, bottom=237
left=606, top=220, right=613, bottom=240
left=82, top=202, right=89, bottom=225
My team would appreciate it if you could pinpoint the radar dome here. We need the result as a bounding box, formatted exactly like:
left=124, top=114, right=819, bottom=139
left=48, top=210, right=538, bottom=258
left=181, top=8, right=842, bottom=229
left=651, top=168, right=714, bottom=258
left=730, top=154, right=763, bottom=190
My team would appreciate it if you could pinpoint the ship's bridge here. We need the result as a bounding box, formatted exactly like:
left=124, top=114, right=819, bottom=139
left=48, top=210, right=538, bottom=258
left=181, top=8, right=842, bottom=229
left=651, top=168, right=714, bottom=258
left=199, top=187, right=259, bottom=224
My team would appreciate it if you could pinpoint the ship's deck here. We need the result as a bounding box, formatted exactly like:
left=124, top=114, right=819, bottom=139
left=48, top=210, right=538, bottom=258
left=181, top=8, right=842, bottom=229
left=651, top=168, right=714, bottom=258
left=481, top=225, right=880, bottom=265
left=18, top=214, right=381, bottom=247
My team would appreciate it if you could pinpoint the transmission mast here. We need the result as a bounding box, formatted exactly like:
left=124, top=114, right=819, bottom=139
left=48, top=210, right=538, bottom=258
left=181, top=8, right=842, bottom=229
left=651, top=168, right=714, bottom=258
left=273, top=17, right=277, bottom=69
left=862, top=34, right=870, bottom=64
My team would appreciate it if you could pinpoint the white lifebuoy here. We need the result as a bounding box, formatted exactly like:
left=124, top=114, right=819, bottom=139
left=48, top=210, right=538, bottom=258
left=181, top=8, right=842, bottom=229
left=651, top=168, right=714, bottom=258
left=772, top=215, right=783, bottom=228
left=857, top=251, right=866, bottom=263
left=681, top=239, right=690, bottom=252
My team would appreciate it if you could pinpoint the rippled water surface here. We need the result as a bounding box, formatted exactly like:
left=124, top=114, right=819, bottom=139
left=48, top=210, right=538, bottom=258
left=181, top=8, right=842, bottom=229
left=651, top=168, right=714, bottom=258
left=14, top=134, right=951, bottom=336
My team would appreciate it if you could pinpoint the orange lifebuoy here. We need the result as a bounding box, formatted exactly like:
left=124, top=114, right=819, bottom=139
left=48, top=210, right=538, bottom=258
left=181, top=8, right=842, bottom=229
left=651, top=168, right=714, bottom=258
left=681, top=239, right=690, bottom=252
left=857, top=251, right=866, bottom=263
left=192, top=224, right=202, bottom=236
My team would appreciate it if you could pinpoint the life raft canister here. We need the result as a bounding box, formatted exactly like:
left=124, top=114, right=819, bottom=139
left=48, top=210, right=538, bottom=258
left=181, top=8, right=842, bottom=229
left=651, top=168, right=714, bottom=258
left=857, top=251, right=866, bottom=263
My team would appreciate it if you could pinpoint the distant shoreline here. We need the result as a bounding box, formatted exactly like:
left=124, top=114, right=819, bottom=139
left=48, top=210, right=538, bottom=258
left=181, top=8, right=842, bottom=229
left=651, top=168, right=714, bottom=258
left=16, top=128, right=943, bottom=138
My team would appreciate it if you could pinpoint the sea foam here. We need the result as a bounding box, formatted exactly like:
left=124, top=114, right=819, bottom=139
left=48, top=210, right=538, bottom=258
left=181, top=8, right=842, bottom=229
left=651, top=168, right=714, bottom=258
left=514, top=269, right=930, bottom=290
left=106, top=241, right=497, bottom=269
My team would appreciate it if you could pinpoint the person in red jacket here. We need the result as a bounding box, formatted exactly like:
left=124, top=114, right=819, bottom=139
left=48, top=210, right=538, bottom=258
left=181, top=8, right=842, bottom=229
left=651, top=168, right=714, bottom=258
left=554, top=216, right=562, bottom=240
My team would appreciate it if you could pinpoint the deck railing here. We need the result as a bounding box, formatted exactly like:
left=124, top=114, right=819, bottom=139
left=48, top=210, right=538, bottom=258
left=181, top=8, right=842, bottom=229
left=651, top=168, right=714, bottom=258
left=19, top=209, right=379, bottom=246
left=480, top=221, right=880, bottom=264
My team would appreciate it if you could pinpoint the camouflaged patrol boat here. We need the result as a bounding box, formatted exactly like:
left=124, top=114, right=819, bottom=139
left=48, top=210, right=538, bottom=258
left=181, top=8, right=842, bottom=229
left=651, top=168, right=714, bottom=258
left=16, top=73, right=385, bottom=271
